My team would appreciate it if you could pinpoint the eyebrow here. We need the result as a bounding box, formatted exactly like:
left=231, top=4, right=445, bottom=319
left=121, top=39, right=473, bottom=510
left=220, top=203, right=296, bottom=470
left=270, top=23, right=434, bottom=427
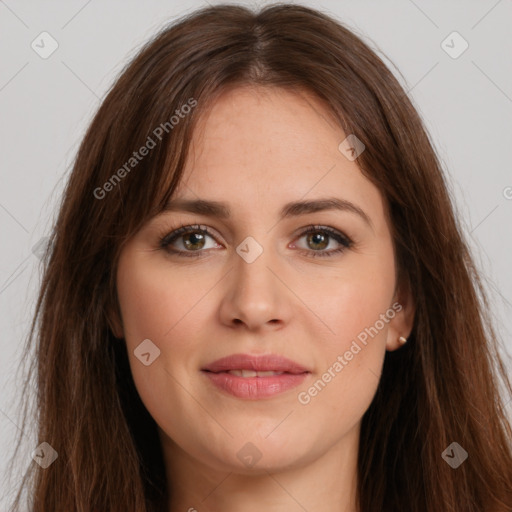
left=161, top=196, right=373, bottom=228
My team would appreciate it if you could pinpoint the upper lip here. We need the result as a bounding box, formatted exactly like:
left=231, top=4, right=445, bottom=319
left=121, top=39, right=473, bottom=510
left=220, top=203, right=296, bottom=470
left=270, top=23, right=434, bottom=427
left=202, top=353, right=311, bottom=374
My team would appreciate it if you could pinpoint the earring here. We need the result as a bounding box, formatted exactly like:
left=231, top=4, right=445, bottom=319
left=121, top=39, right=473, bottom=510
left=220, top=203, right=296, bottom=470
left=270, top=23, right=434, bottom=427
left=398, top=336, right=408, bottom=345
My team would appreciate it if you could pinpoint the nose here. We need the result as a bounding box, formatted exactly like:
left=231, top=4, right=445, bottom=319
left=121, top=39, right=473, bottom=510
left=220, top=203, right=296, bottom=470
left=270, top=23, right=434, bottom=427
left=218, top=241, right=293, bottom=332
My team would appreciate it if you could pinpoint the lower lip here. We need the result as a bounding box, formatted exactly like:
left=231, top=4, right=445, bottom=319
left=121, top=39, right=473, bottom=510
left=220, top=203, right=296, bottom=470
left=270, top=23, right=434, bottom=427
left=202, top=371, right=309, bottom=399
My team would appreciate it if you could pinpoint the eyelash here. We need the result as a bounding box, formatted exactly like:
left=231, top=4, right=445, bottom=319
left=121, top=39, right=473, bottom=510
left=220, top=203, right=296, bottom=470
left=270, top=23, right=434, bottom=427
left=158, top=224, right=353, bottom=259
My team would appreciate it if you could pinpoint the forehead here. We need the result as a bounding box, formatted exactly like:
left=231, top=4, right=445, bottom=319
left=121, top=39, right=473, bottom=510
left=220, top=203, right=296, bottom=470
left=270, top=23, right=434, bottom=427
left=173, top=85, right=384, bottom=224
left=185, top=85, right=340, bottom=177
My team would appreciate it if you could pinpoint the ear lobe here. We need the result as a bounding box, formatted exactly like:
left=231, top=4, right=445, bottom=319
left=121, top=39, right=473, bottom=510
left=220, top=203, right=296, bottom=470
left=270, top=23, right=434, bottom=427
left=386, top=277, right=415, bottom=352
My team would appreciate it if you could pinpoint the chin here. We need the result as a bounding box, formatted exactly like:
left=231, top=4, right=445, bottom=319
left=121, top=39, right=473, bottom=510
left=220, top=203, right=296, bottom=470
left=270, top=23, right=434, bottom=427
left=202, top=435, right=314, bottom=474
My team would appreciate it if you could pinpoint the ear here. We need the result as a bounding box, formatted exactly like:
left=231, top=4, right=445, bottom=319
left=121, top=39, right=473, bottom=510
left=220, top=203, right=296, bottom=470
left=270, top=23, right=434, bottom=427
left=106, top=300, right=124, bottom=339
left=385, top=276, right=415, bottom=351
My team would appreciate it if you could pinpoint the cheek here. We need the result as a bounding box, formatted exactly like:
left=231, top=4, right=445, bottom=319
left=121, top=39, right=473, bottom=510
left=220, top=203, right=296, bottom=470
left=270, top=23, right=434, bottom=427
left=115, top=252, right=203, bottom=422
left=296, top=244, right=395, bottom=416
left=116, top=251, right=206, bottom=345
left=308, top=244, right=396, bottom=350
left=115, top=251, right=215, bottom=398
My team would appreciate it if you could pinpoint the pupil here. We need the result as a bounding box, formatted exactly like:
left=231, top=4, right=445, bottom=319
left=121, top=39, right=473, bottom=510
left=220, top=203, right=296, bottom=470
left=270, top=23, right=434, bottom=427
left=184, top=232, right=204, bottom=250
left=309, top=232, right=328, bottom=250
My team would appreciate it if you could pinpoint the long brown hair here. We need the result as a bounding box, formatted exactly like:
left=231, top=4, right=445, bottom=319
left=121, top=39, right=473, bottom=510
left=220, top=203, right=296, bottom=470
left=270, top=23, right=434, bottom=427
left=8, top=3, right=512, bottom=511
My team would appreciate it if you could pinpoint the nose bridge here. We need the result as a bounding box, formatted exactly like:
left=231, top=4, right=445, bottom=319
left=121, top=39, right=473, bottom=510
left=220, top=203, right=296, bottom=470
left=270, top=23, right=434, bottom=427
left=219, top=231, right=287, bottom=329
left=233, top=232, right=278, bottom=299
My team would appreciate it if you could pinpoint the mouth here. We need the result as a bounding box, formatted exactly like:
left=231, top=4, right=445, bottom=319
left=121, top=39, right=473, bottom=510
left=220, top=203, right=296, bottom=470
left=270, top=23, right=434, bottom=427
left=218, top=369, right=287, bottom=377
left=201, top=353, right=311, bottom=399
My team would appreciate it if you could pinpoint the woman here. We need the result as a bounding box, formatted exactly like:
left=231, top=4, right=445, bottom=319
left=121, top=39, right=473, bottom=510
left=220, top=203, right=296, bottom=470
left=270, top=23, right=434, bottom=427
left=9, top=3, right=512, bottom=511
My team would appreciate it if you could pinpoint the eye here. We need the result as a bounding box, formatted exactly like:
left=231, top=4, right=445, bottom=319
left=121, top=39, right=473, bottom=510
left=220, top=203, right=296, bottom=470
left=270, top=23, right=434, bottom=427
left=159, top=224, right=353, bottom=258
left=159, top=224, right=221, bottom=257
left=293, top=225, right=352, bottom=258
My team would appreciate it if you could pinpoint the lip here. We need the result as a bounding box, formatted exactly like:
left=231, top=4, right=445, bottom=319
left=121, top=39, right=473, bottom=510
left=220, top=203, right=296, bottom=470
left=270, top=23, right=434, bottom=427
left=201, top=353, right=311, bottom=400
left=202, top=353, right=310, bottom=374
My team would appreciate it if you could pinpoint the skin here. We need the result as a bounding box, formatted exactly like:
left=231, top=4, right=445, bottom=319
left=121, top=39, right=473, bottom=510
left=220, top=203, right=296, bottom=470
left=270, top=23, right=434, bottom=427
left=113, top=85, right=415, bottom=512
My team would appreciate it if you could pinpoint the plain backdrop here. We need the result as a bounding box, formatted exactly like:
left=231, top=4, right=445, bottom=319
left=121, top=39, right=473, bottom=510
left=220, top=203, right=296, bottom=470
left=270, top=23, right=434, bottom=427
left=1, top=0, right=511, bottom=507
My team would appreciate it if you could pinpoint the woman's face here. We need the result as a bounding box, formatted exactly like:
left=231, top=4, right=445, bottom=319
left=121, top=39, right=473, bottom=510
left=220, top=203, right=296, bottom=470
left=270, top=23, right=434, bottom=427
left=115, top=85, right=413, bottom=474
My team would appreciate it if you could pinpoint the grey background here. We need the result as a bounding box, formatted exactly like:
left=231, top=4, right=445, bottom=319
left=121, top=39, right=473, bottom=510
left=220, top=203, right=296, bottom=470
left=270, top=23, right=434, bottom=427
left=1, top=0, right=511, bottom=507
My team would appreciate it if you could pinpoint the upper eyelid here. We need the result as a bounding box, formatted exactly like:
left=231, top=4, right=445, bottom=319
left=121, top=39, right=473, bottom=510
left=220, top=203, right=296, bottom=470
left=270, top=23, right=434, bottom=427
left=161, top=224, right=219, bottom=243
